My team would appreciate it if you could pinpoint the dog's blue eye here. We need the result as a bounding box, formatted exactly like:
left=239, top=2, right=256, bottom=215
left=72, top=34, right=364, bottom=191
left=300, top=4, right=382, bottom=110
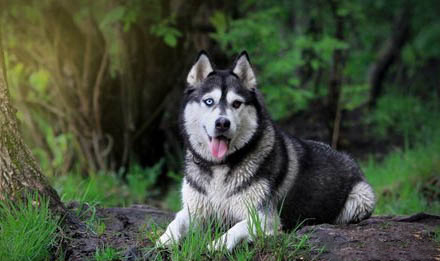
left=204, top=98, right=214, bottom=106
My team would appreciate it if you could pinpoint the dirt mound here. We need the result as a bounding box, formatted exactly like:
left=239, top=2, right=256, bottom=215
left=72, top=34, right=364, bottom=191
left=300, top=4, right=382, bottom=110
left=62, top=203, right=440, bottom=260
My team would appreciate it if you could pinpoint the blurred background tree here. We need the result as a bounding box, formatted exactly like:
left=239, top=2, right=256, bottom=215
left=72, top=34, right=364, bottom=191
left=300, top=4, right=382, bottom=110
left=0, top=25, right=63, bottom=212
left=1, top=0, right=439, bottom=213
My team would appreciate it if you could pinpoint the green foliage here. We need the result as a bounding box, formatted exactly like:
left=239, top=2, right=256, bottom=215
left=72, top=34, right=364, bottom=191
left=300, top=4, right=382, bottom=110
left=5, top=0, right=184, bottom=179
left=340, top=84, right=370, bottom=110
left=126, top=159, right=164, bottom=203
left=409, top=1, right=440, bottom=61
left=54, top=173, right=120, bottom=206
left=210, top=2, right=354, bottom=120
left=370, top=91, right=440, bottom=146
left=0, top=193, right=59, bottom=261
left=54, top=160, right=164, bottom=207
left=364, top=135, right=440, bottom=215
left=32, top=127, right=74, bottom=177
left=98, top=0, right=182, bottom=48
left=100, top=6, right=137, bottom=32
left=29, top=70, right=50, bottom=94
left=364, top=93, right=440, bottom=215
left=150, top=17, right=182, bottom=48
left=7, top=58, right=74, bottom=176
left=210, top=6, right=308, bottom=119
left=208, top=0, right=440, bottom=122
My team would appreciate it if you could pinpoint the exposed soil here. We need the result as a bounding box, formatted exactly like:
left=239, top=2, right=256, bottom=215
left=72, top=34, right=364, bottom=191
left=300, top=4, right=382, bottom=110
left=62, top=203, right=174, bottom=260
left=61, top=203, right=440, bottom=261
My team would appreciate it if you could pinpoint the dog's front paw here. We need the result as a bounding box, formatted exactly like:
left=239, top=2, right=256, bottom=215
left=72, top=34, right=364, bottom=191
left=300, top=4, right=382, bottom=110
left=155, top=232, right=176, bottom=248
left=207, top=235, right=228, bottom=252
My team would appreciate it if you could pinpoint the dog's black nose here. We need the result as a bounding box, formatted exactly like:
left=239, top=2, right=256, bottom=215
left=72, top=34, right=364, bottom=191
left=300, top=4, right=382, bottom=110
left=215, top=117, right=230, bottom=132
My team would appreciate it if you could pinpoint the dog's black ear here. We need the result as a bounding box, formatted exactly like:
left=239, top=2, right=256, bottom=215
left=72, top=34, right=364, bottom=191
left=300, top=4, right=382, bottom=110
left=186, top=50, right=214, bottom=87
left=232, top=51, right=256, bottom=89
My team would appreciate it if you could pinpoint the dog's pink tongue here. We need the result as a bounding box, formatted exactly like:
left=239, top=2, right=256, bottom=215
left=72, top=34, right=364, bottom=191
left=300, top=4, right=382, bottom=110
left=210, top=138, right=228, bottom=159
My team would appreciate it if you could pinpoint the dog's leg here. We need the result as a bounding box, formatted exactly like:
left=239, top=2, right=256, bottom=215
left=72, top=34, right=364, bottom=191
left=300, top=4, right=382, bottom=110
left=156, top=207, right=191, bottom=247
left=209, top=210, right=278, bottom=252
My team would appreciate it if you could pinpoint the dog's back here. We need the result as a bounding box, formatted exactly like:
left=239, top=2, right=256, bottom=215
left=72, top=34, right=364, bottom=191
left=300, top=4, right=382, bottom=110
left=279, top=137, right=374, bottom=228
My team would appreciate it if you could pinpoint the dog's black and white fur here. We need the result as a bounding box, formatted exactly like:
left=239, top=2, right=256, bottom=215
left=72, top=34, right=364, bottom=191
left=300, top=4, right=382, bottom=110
left=157, top=51, right=375, bottom=251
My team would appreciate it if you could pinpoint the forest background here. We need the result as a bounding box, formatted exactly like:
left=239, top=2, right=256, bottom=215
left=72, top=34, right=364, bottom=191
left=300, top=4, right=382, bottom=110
left=1, top=0, right=439, bottom=215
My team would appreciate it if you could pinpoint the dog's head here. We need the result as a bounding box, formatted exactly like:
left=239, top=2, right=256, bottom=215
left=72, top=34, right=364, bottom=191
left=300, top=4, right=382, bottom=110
left=182, top=51, right=261, bottom=163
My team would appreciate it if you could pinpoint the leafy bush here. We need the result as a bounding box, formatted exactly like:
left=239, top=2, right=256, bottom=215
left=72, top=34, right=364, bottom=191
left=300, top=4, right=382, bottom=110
left=126, top=159, right=164, bottom=203
left=370, top=91, right=440, bottom=146
left=210, top=6, right=317, bottom=120
left=210, top=2, right=352, bottom=120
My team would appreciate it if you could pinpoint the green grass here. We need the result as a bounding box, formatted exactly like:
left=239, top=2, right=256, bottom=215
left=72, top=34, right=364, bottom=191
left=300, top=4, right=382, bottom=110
left=363, top=130, right=440, bottom=215
left=53, top=161, right=164, bottom=208
left=362, top=91, right=440, bottom=215
left=54, top=173, right=121, bottom=206
left=94, top=246, right=122, bottom=261
left=0, top=193, right=60, bottom=261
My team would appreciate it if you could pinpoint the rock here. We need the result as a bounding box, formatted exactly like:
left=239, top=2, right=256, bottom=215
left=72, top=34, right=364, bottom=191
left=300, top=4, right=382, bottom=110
left=62, top=203, right=440, bottom=261
left=297, top=213, right=440, bottom=261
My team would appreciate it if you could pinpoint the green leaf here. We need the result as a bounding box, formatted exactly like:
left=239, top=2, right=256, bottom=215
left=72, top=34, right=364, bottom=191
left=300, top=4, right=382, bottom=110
left=29, top=70, right=50, bottom=93
left=150, top=20, right=182, bottom=48
left=164, top=34, right=177, bottom=47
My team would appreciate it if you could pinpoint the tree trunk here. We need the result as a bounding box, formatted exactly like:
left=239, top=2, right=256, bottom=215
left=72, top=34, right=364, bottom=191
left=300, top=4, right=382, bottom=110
left=0, top=26, right=64, bottom=212
left=328, top=0, right=345, bottom=149
left=368, top=7, right=411, bottom=108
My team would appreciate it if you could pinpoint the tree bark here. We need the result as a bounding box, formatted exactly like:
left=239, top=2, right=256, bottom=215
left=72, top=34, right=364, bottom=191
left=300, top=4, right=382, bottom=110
left=368, top=7, right=411, bottom=108
left=0, top=25, right=64, bottom=212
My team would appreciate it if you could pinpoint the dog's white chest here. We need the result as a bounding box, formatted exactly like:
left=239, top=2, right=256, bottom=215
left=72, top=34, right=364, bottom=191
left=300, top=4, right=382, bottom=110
left=182, top=164, right=246, bottom=222
left=203, top=165, right=241, bottom=220
left=207, top=165, right=233, bottom=198
left=182, top=160, right=270, bottom=223
left=207, top=165, right=267, bottom=221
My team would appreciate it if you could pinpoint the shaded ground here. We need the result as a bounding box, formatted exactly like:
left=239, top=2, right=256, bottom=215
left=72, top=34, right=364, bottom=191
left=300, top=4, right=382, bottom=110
left=279, top=102, right=403, bottom=161
left=61, top=203, right=440, bottom=261
left=63, top=203, right=174, bottom=260
left=299, top=213, right=440, bottom=261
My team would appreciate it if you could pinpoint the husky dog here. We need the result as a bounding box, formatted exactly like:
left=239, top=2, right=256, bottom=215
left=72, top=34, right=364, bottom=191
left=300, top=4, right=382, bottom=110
left=157, top=51, right=375, bottom=251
